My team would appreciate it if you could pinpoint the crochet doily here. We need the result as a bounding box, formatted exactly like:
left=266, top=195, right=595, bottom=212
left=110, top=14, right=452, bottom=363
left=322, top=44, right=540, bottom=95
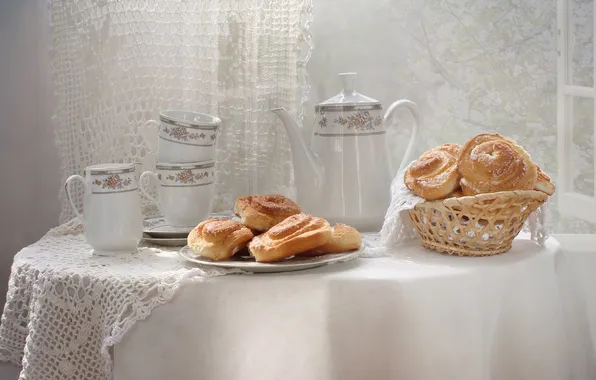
left=0, top=227, right=245, bottom=379
left=375, top=165, right=550, bottom=257
left=0, top=220, right=361, bottom=380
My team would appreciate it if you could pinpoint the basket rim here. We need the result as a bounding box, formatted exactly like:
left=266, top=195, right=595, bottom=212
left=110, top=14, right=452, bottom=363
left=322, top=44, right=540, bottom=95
left=418, top=189, right=548, bottom=208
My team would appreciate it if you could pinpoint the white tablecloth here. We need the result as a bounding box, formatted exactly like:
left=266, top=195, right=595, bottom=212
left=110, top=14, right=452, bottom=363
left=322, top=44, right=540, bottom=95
left=114, top=237, right=596, bottom=380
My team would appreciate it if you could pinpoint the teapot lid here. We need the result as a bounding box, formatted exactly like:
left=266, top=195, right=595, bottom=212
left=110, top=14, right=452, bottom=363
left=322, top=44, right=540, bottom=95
left=317, top=73, right=380, bottom=111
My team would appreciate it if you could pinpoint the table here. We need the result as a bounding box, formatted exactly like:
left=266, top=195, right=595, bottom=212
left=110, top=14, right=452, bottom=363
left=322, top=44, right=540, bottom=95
left=114, top=237, right=596, bottom=380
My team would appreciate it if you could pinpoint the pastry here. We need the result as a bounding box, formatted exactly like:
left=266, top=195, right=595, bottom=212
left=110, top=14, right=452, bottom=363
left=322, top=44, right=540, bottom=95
left=446, top=188, right=464, bottom=198
left=457, top=133, right=537, bottom=196
left=404, top=144, right=461, bottom=200
left=305, top=223, right=362, bottom=255
left=234, top=194, right=302, bottom=232
left=435, top=143, right=462, bottom=159
left=188, top=219, right=254, bottom=261
left=534, top=166, right=555, bottom=196
left=248, top=213, right=332, bottom=262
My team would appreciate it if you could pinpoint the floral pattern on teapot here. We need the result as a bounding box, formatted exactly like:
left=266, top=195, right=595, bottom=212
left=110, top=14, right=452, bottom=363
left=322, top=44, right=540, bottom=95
left=317, top=110, right=384, bottom=134
left=318, top=110, right=383, bottom=132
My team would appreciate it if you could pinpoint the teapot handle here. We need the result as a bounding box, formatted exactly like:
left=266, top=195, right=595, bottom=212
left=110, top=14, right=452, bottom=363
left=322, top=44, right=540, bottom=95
left=383, top=99, right=423, bottom=175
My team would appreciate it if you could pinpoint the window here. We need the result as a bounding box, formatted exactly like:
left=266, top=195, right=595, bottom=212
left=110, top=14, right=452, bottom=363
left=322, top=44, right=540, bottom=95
left=557, top=0, right=596, bottom=222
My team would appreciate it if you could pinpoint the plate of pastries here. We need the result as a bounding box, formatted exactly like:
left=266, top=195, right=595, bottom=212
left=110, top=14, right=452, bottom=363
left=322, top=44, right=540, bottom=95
left=178, top=195, right=363, bottom=273
left=403, top=132, right=554, bottom=256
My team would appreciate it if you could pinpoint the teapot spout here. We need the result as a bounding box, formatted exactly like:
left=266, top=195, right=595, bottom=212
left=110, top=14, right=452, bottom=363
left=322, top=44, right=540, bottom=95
left=271, top=107, right=323, bottom=195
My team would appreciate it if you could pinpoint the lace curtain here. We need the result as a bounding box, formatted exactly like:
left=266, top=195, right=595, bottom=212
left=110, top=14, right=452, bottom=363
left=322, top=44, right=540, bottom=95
left=50, top=0, right=313, bottom=225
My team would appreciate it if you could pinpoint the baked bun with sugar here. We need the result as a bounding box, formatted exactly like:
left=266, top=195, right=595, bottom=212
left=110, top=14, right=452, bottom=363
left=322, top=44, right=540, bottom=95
left=458, top=133, right=537, bottom=196
left=301, top=223, right=362, bottom=256
left=534, top=166, right=555, bottom=196
left=435, top=143, right=462, bottom=158
left=404, top=144, right=461, bottom=200
left=234, top=194, right=302, bottom=232
left=248, top=213, right=332, bottom=263
left=188, top=219, right=254, bottom=261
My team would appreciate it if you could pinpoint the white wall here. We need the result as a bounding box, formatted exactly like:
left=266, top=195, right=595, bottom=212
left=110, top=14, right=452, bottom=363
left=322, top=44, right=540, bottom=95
left=0, top=0, right=61, bottom=306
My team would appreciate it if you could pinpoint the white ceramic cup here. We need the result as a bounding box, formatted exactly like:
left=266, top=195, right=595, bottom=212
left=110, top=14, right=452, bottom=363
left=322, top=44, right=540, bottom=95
left=143, top=110, right=221, bottom=163
left=64, top=163, right=143, bottom=256
left=140, top=160, right=216, bottom=227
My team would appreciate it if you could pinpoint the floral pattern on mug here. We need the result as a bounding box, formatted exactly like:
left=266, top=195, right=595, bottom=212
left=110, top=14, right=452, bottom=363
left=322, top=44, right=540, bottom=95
left=93, top=174, right=133, bottom=190
left=162, top=126, right=215, bottom=143
left=166, top=170, right=210, bottom=184
left=334, top=111, right=382, bottom=131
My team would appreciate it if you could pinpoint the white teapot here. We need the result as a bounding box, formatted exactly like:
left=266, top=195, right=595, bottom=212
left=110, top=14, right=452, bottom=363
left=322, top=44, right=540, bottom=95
left=271, top=72, right=422, bottom=231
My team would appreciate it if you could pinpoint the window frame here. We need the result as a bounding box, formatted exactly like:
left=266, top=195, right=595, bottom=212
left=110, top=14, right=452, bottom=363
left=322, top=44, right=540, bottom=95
left=557, top=0, right=596, bottom=222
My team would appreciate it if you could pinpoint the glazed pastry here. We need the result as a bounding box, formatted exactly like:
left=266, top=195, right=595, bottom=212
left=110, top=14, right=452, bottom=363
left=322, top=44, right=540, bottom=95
left=534, top=166, right=555, bottom=196
left=307, top=223, right=362, bottom=255
left=457, top=133, right=537, bottom=196
left=188, top=219, right=254, bottom=261
left=234, top=194, right=302, bottom=232
left=446, top=188, right=464, bottom=198
left=435, top=143, right=462, bottom=159
left=248, top=213, right=332, bottom=263
left=404, top=144, right=461, bottom=200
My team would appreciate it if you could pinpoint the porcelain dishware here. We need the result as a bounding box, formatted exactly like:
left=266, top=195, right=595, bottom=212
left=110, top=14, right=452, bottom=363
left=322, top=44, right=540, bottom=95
left=64, top=163, right=143, bottom=255
left=271, top=72, right=422, bottom=231
left=142, top=217, right=194, bottom=238
left=142, top=235, right=188, bottom=247
left=140, top=110, right=221, bottom=163
left=140, top=160, right=215, bottom=228
left=178, top=245, right=363, bottom=273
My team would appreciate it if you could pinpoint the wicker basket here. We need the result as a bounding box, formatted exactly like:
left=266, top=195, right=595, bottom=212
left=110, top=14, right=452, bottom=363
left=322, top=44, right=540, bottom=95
left=408, top=190, right=548, bottom=257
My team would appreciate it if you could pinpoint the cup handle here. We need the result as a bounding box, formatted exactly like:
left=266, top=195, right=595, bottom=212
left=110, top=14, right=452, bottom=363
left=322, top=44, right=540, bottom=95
left=64, top=175, right=86, bottom=225
left=139, top=171, right=160, bottom=210
left=383, top=99, right=423, bottom=175
left=140, top=119, right=160, bottom=154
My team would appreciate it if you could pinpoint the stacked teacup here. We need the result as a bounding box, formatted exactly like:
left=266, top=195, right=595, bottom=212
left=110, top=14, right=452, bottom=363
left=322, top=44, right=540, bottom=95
left=140, top=111, right=220, bottom=232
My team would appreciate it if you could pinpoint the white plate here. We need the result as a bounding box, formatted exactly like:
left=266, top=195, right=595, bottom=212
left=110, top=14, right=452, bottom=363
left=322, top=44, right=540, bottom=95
left=143, top=213, right=236, bottom=238
left=143, top=235, right=187, bottom=247
left=178, top=245, right=362, bottom=273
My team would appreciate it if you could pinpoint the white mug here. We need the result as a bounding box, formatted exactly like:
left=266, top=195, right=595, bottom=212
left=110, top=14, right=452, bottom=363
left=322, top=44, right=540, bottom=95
left=140, top=160, right=215, bottom=227
left=142, top=110, right=221, bottom=163
left=65, top=163, right=143, bottom=256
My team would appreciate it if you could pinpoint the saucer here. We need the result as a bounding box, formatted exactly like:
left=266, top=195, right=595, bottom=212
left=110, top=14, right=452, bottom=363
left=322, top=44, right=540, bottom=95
left=143, top=217, right=194, bottom=238
left=143, top=212, right=236, bottom=238
left=142, top=234, right=187, bottom=247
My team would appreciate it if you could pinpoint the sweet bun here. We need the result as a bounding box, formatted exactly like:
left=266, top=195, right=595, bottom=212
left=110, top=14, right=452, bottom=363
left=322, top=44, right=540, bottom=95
left=188, top=219, right=254, bottom=261
left=435, top=143, right=462, bottom=158
left=305, top=223, right=362, bottom=255
left=404, top=144, right=461, bottom=200
left=458, top=133, right=537, bottom=195
left=534, top=166, right=555, bottom=196
left=446, top=188, right=464, bottom=198
left=248, top=213, right=332, bottom=263
left=234, top=194, right=302, bottom=232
